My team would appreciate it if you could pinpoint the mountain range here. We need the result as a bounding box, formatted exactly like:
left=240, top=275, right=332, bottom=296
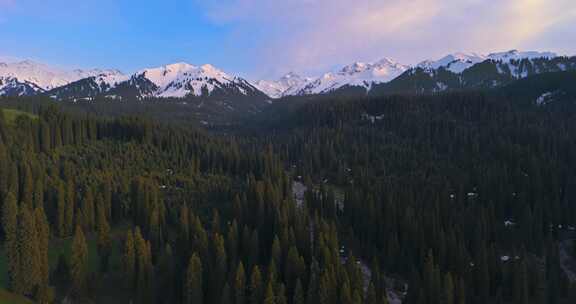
left=0, top=50, right=574, bottom=100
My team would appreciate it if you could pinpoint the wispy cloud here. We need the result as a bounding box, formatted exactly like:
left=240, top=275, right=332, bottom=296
left=199, top=0, right=576, bottom=77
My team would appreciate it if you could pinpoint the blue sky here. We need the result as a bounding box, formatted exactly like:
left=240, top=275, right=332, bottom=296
left=1, top=0, right=575, bottom=79
left=0, top=0, right=247, bottom=73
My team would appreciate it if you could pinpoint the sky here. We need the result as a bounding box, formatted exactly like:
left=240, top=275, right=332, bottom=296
left=1, top=0, right=575, bottom=79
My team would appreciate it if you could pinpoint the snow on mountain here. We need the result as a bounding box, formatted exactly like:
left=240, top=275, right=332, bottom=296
left=137, top=63, right=227, bottom=97
left=0, top=60, right=122, bottom=93
left=487, top=50, right=557, bottom=62
left=418, top=52, right=487, bottom=73
left=292, top=58, right=409, bottom=96
left=253, top=72, right=312, bottom=98
left=2, top=50, right=569, bottom=99
left=417, top=50, right=560, bottom=74
left=45, top=69, right=130, bottom=99
left=48, top=62, right=265, bottom=99
left=93, top=71, right=130, bottom=88
left=0, top=76, right=42, bottom=96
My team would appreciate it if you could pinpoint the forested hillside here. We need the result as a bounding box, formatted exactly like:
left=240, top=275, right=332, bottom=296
left=262, top=92, right=576, bottom=303
left=1, top=84, right=576, bottom=304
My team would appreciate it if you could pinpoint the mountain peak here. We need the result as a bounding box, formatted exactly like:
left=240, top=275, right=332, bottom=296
left=0, top=59, right=119, bottom=90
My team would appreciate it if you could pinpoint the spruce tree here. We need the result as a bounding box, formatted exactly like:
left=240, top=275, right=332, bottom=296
left=249, top=265, right=263, bottom=304
left=185, top=253, right=204, bottom=304
left=34, top=207, right=50, bottom=288
left=235, top=262, right=246, bottom=304
left=442, top=272, right=455, bottom=304
left=264, top=280, right=275, bottom=304
left=2, top=192, right=19, bottom=291
left=123, top=229, right=136, bottom=289
left=96, top=206, right=111, bottom=272
left=70, top=225, right=88, bottom=297
left=293, top=279, right=305, bottom=304
left=16, top=205, right=40, bottom=296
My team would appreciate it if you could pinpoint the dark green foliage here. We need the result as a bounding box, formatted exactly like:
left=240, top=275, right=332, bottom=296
left=0, top=85, right=575, bottom=304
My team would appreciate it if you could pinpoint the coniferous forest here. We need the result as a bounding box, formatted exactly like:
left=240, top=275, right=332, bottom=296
left=1, top=83, right=576, bottom=304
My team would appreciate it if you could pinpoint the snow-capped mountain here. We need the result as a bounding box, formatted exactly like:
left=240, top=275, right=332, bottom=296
left=48, top=62, right=266, bottom=100
left=0, top=76, right=42, bottom=96
left=417, top=50, right=558, bottom=74
left=487, top=50, right=557, bottom=62
left=296, top=58, right=409, bottom=96
left=136, top=63, right=260, bottom=98
left=1, top=50, right=574, bottom=100
left=369, top=51, right=576, bottom=96
left=418, top=52, right=487, bottom=73
left=253, top=72, right=312, bottom=98
left=0, top=60, right=121, bottom=92
left=45, top=70, right=129, bottom=99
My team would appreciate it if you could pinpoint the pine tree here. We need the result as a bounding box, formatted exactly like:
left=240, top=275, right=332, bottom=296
left=264, top=280, right=275, bottom=304
left=442, top=272, right=454, bottom=304
left=16, top=205, right=40, bottom=296
left=306, top=261, right=320, bottom=304
left=82, top=186, right=95, bottom=230
left=158, top=244, right=176, bottom=303
left=276, top=283, right=287, bottom=304
left=227, top=220, right=239, bottom=269
left=339, top=280, right=352, bottom=304
left=513, top=260, right=529, bottom=304
left=211, top=232, right=228, bottom=301
left=70, top=225, right=88, bottom=297
left=33, top=179, right=44, bottom=209
left=365, top=282, right=377, bottom=304
left=123, top=229, right=136, bottom=289
left=65, top=181, right=75, bottom=235
left=96, top=206, right=112, bottom=272
left=293, top=279, right=305, bottom=304
left=134, top=227, right=153, bottom=303
left=235, top=262, right=246, bottom=304
left=185, top=253, right=204, bottom=304
left=249, top=265, right=263, bottom=304
left=34, top=207, right=50, bottom=288
left=20, top=163, right=34, bottom=209
left=56, top=182, right=67, bottom=237
left=2, top=192, right=19, bottom=291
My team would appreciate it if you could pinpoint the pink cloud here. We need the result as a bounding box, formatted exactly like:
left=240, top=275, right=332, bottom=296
left=200, top=0, right=576, bottom=76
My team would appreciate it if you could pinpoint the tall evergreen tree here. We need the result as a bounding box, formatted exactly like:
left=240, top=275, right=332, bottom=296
left=70, top=225, right=88, bottom=297
left=2, top=192, right=19, bottom=291
left=235, top=262, right=246, bottom=304
left=249, top=265, right=263, bottom=304
left=185, top=253, right=204, bottom=304
left=264, top=280, right=275, bottom=304
left=123, top=229, right=136, bottom=289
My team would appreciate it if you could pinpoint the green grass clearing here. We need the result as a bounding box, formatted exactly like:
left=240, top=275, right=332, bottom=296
left=0, top=108, right=38, bottom=125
